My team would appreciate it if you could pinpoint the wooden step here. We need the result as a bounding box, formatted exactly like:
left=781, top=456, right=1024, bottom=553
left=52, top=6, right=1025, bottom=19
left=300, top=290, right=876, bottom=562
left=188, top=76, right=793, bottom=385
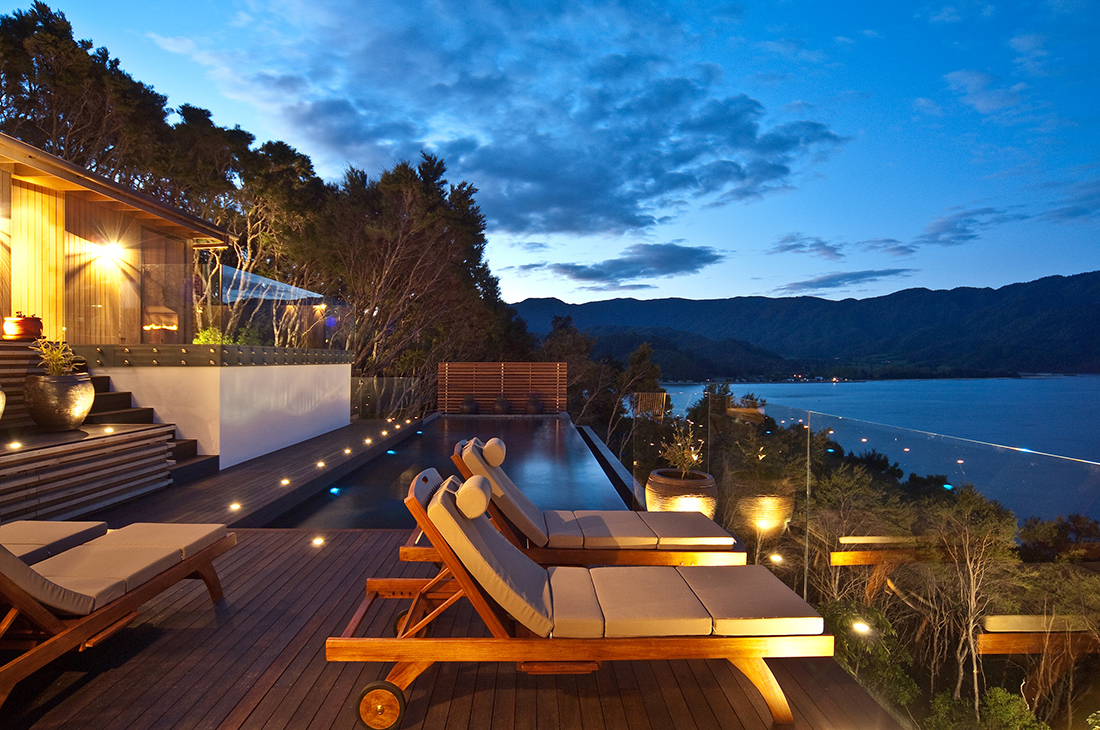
left=169, top=455, right=220, bottom=486
left=84, top=407, right=155, bottom=424
left=89, top=390, right=133, bottom=413
left=90, top=375, right=112, bottom=393
left=169, top=438, right=198, bottom=461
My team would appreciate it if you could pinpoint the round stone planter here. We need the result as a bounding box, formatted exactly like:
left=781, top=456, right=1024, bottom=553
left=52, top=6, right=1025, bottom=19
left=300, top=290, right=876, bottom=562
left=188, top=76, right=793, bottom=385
left=24, top=373, right=95, bottom=432
left=645, top=468, right=717, bottom=519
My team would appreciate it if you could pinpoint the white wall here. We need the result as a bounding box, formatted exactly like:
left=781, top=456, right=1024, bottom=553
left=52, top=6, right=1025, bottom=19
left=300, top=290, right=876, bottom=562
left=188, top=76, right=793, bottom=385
left=96, top=363, right=350, bottom=468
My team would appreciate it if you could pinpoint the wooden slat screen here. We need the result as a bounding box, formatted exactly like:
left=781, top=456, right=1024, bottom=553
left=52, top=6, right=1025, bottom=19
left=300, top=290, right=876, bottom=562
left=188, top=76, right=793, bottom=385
left=438, top=362, right=567, bottom=414
left=11, top=180, right=64, bottom=338
left=0, top=170, right=11, bottom=321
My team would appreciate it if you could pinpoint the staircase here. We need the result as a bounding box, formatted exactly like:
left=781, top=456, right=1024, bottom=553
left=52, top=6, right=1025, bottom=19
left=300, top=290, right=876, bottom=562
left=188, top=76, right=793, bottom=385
left=85, top=375, right=220, bottom=486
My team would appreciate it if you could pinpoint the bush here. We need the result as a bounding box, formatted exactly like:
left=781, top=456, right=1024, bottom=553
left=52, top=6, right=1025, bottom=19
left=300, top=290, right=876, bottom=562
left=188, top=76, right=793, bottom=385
left=923, top=688, right=1049, bottom=730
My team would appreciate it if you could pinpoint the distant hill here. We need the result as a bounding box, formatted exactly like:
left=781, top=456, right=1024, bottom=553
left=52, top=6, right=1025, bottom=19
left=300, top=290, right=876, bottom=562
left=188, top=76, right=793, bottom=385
left=513, top=272, right=1100, bottom=375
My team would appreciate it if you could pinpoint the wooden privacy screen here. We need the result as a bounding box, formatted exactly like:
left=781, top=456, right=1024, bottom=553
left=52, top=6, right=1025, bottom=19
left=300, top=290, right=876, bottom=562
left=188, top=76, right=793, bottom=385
left=438, top=362, right=567, bottom=414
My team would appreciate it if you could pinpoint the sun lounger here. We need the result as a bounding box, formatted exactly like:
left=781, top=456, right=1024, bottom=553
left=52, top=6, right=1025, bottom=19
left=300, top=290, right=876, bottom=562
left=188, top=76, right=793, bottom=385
left=0, top=520, right=236, bottom=708
left=400, top=436, right=745, bottom=566
left=328, top=469, right=832, bottom=728
left=0, top=520, right=109, bottom=564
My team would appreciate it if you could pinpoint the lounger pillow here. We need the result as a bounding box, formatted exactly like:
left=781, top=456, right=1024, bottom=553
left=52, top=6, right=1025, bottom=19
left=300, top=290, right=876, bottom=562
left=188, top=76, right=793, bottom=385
left=456, top=475, right=492, bottom=518
left=483, top=437, right=506, bottom=467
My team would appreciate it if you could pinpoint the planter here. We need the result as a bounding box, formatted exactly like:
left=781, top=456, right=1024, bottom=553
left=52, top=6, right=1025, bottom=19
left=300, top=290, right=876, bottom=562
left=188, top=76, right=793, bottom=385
left=24, top=374, right=95, bottom=432
left=0, top=387, right=5, bottom=421
left=2, top=315, right=43, bottom=341
left=645, top=468, right=717, bottom=519
left=525, top=394, right=543, bottom=415
left=492, top=396, right=511, bottom=415
left=458, top=398, right=479, bottom=414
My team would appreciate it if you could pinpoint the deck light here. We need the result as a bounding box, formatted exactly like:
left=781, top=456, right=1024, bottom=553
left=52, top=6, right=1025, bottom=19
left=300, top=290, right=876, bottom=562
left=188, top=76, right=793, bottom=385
left=386, top=449, right=397, bottom=455
left=281, top=479, right=290, bottom=485
left=8, top=442, right=21, bottom=449
left=852, top=621, right=871, bottom=634
left=381, top=430, right=388, bottom=436
left=344, top=448, right=351, bottom=454
left=104, top=427, right=114, bottom=433
left=317, top=461, right=325, bottom=467
left=312, top=537, right=325, bottom=546
left=395, top=424, right=401, bottom=429
left=405, top=419, right=411, bottom=424
left=330, top=488, right=341, bottom=495
left=229, top=503, right=241, bottom=511
left=365, top=439, right=372, bottom=444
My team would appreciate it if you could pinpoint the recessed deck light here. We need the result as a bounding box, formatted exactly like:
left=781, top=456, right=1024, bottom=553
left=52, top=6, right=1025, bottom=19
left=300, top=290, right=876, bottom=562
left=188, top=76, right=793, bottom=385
left=229, top=503, right=241, bottom=511
left=344, top=448, right=351, bottom=454
left=103, top=427, right=114, bottom=433
left=381, top=430, right=388, bottom=436
left=365, top=439, right=372, bottom=444
left=280, top=479, right=290, bottom=485
left=317, top=461, right=325, bottom=467
left=8, top=442, right=21, bottom=449
left=311, top=537, right=325, bottom=546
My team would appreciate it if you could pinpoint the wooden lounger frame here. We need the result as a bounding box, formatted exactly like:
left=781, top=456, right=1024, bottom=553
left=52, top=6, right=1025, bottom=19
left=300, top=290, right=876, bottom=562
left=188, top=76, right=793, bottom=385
left=0, top=532, right=236, bottom=708
left=398, top=442, right=745, bottom=567
left=327, top=478, right=832, bottom=728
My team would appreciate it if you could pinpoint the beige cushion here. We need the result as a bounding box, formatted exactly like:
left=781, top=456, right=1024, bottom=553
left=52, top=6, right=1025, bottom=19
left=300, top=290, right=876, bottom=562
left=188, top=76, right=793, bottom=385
left=983, top=615, right=1090, bottom=633
left=36, top=544, right=181, bottom=593
left=456, top=476, right=492, bottom=519
left=677, top=566, right=824, bottom=636
left=483, top=437, right=507, bottom=467
left=0, top=520, right=108, bottom=563
left=427, top=480, right=554, bottom=637
left=50, top=576, right=127, bottom=611
left=573, top=511, right=658, bottom=549
left=548, top=566, right=604, bottom=638
left=637, top=511, right=739, bottom=550
left=463, top=439, right=550, bottom=547
left=544, top=510, right=585, bottom=549
left=0, top=543, right=112, bottom=616
left=88, top=523, right=226, bottom=559
left=590, top=566, right=711, bottom=637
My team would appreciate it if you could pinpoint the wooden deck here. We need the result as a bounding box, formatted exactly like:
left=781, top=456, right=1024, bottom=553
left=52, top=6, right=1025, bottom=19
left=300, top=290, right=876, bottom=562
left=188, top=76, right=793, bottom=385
left=4, top=529, right=904, bottom=730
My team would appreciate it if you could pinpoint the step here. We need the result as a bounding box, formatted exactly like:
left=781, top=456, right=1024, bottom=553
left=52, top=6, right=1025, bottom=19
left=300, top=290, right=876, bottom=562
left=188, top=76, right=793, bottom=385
left=83, top=407, right=155, bottom=425
left=90, top=375, right=112, bottom=393
left=169, top=438, right=198, bottom=461
left=89, top=390, right=133, bottom=413
left=169, top=455, right=220, bottom=486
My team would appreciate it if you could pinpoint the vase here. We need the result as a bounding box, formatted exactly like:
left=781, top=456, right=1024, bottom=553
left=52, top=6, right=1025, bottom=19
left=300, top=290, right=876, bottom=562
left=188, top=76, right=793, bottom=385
left=2, top=315, right=43, bottom=340
left=645, top=468, right=717, bottom=519
left=24, top=374, right=95, bottom=432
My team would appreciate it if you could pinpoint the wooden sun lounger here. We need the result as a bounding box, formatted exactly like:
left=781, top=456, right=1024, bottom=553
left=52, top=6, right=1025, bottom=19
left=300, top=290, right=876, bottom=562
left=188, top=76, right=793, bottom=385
left=399, top=437, right=746, bottom=567
left=0, top=522, right=236, bottom=708
left=327, top=469, right=832, bottom=729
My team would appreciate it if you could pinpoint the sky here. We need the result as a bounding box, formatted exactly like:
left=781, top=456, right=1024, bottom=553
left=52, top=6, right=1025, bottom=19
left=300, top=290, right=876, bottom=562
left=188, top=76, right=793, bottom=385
left=16, top=0, right=1100, bottom=304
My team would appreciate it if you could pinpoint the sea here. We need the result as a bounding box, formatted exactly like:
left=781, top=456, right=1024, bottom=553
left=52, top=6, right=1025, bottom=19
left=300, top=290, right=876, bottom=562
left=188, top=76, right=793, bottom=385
left=660, top=376, right=1100, bottom=522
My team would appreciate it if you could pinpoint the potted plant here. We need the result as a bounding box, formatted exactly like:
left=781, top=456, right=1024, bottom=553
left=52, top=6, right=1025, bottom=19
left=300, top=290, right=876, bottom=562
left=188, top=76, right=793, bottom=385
left=458, top=393, right=479, bottom=414
left=645, top=420, right=717, bottom=518
left=493, top=394, right=511, bottom=415
left=525, top=392, right=543, bottom=415
left=24, top=337, right=95, bottom=432
left=2, top=311, right=43, bottom=341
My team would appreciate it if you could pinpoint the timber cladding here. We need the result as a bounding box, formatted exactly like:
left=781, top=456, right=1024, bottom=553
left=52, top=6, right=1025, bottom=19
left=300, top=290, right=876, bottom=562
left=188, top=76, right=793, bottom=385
left=438, top=362, right=567, bottom=414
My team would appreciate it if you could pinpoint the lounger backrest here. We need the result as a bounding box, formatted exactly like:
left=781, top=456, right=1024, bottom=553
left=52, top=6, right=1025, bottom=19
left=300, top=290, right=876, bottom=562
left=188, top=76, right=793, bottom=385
left=426, top=475, right=554, bottom=637
left=461, top=438, right=550, bottom=548
left=0, top=543, right=98, bottom=616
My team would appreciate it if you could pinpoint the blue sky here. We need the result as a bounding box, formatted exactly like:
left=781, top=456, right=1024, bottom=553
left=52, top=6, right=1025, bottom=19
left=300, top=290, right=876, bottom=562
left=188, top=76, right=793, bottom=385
left=24, top=0, right=1100, bottom=304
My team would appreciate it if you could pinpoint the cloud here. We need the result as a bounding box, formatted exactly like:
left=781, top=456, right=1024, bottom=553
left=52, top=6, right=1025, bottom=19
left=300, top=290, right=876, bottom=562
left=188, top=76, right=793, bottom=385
left=511, top=240, right=552, bottom=252
left=1010, top=34, right=1050, bottom=76
left=159, top=0, right=846, bottom=237
left=945, top=70, right=1026, bottom=114
left=533, top=242, right=725, bottom=289
left=860, top=237, right=917, bottom=256
left=913, top=206, right=1028, bottom=246
left=776, top=269, right=918, bottom=295
left=768, top=233, right=845, bottom=260
left=912, top=97, right=944, bottom=117
left=1041, top=177, right=1100, bottom=222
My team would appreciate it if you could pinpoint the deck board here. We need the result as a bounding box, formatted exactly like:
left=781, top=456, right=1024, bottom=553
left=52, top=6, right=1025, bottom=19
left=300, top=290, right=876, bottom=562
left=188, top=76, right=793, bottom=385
left=4, top=529, right=904, bottom=730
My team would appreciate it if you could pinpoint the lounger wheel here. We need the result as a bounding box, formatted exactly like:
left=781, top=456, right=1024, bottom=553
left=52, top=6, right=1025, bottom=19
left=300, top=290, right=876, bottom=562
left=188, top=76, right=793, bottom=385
left=358, top=681, right=406, bottom=729
left=393, top=609, right=410, bottom=636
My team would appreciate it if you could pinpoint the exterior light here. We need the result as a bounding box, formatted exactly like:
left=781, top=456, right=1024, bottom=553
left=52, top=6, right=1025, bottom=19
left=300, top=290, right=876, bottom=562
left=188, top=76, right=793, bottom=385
left=395, top=424, right=401, bottom=429
left=904, top=448, right=910, bottom=452
left=312, top=537, right=325, bottom=546
left=852, top=621, right=871, bottom=634
left=344, top=448, right=351, bottom=454
left=769, top=553, right=783, bottom=564
left=956, top=459, right=965, bottom=464
left=861, top=438, right=868, bottom=442
left=329, top=487, right=341, bottom=495
left=381, top=430, right=388, bottom=436
left=405, top=419, right=411, bottom=424
left=280, top=479, right=290, bottom=485
left=386, top=449, right=397, bottom=455
left=365, top=439, right=372, bottom=444
left=317, top=461, right=325, bottom=467
left=8, top=442, right=21, bottom=449
left=104, top=427, right=114, bottom=433
left=99, top=242, right=124, bottom=261
left=229, top=503, right=241, bottom=511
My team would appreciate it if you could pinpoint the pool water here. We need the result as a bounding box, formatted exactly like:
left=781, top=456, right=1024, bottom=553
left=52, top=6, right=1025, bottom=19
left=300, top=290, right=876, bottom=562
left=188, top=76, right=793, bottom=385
left=267, top=415, right=628, bottom=529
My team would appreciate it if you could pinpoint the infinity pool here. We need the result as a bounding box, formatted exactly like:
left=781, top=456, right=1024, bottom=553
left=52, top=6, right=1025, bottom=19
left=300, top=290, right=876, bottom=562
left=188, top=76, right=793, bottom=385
left=268, top=415, right=628, bottom=529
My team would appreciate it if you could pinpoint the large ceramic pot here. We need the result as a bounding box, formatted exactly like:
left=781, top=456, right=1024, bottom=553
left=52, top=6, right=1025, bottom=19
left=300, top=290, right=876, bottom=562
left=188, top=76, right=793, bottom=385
left=24, top=374, right=95, bottom=432
left=645, top=468, right=717, bottom=519
left=2, top=315, right=43, bottom=340
left=0, top=386, right=5, bottom=422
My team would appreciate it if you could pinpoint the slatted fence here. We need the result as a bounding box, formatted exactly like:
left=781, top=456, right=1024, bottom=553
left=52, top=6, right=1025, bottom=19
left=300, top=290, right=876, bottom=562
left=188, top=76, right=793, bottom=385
left=438, top=362, right=567, bottom=414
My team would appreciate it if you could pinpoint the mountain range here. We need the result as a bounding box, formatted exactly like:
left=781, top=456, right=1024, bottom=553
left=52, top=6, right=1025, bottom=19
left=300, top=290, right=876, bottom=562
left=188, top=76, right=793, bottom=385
left=512, top=272, right=1100, bottom=378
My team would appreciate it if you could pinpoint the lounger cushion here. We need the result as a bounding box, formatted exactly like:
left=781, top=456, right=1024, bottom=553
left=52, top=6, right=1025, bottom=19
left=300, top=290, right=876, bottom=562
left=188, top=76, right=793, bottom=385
left=589, top=566, right=711, bottom=637
left=483, top=437, right=507, bottom=467
left=543, top=510, right=585, bottom=549
left=463, top=439, right=550, bottom=548
left=36, top=544, right=181, bottom=593
left=0, top=520, right=109, bottom=564
left=982, top=615, right=1090, bottom=633
left=637, top=512, right=739, bottom=550
left=87, top=523, right=227, bottom=559
left=456, top=475, right=492, bottom=519
left=548, top=566, right=604, bottom=638
left=0, top=543, right=118, bottom=616
left=677, top=566, right=824, bottom=636
left=573, top=511, right=658, bottom=549
left=428, top=479, right=554, bottom=637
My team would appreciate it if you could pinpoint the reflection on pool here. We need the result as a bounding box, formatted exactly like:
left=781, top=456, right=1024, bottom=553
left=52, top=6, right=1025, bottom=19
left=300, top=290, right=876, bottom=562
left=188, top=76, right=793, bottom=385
left=268, top=415, right=628, bottom=529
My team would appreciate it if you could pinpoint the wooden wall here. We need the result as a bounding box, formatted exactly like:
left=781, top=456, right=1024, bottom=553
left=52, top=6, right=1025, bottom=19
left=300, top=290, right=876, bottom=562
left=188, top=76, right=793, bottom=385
left=437, top=362, right=567, bottom=414
left=140, top=228, right=192, bottom=344
left=10, top=179, right=65, bottom=338
left=0, top=170, right=10, bottom=321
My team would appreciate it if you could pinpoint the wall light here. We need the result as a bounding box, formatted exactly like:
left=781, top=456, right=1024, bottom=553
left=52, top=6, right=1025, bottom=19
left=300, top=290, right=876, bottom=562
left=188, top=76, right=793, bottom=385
left=99, top=242, right=125, bottom=261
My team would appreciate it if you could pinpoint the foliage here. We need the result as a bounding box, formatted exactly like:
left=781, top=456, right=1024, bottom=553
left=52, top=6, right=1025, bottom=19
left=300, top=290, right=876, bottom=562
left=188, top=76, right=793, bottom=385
left=820, top=600, right=920, bottom=707
left=924, top=688, right=1049, bottom=730
left=1019, top=514, right=1100, bottom=562
left=1088, top=709, right=1100, bottom=729
left=192, top=324, right=263, bottom=345
left=659, top=420, right=703, bottom=478
left=31, top=337, right=75, bottom=375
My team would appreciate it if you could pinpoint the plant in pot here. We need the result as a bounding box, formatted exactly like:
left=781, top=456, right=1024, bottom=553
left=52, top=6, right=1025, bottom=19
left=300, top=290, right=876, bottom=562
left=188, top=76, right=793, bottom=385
left=2, top=311, right=43, bottom=341
left=525, top=392, right=543, bottom=415
left=493, top=393, right=511, bottom=415
left=458, top=393, right=479, bottom=414
left=645, top=420, right=717, bottom=518
left=24, top=337, right=95, bottom=432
